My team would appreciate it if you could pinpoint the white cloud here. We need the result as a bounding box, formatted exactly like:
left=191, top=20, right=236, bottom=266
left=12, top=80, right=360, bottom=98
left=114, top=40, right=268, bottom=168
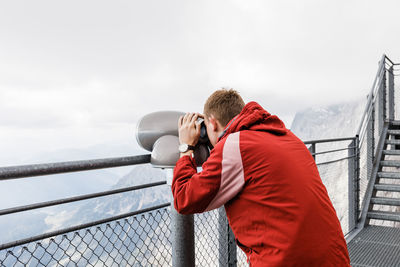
left=0, top=0, right=400, bottom=164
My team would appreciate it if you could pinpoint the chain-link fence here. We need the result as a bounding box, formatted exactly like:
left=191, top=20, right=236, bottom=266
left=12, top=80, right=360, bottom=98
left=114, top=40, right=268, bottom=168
left=194, top=209, right=219, bottom=266
left=194, top=208, right=248, bottom=267
left=0, top=207, right=252, bottom=267
left=0, top=206, right=249, bottom=267
left=0, top=207, right=172, bottom=267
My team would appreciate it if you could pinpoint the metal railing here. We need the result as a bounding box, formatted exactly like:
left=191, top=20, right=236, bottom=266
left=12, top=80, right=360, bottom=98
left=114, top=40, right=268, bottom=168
left=0, top=155, right=174, bottom=266
left=348, top=55, right=400, bottom=239
left=302, top=55, right=400, bottom=238
left=305, top=137, right=358, bottom=236
left=0, top=139, right=359, bottom=266
left=0, top=155, right=244, bottom=266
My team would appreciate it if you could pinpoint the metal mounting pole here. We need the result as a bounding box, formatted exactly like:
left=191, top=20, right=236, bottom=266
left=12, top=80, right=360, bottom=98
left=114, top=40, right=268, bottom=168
left=166, top=169, right=195, bottom=267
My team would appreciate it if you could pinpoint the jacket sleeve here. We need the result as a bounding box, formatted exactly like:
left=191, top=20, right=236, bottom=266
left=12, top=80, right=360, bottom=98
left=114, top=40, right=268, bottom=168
left=172, top=132, right=245, bottom=214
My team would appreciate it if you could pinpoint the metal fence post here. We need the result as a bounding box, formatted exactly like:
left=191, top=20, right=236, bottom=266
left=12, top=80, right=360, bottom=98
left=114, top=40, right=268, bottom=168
left=166, top=169, right=195, bottom=267
left=367, top=105, right=375, bottom=180
left=378, top=69, right=387, bottom=133
left=308, top=143, right=316, bottom=161
left=218, top=207, right=237, bottom=267
left=355, top=135, right=360, bottom=219
left=388, top=66, right=395, bottom=121
left=348, top=139, right=357, bottom=231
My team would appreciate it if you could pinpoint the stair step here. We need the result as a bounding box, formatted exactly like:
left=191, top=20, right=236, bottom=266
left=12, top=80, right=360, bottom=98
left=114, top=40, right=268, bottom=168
left=386, top=140, right=400, bottom=145
left=388, top=130, right=400, bottom=135
left=381, top=160, right=400, bottom=167
left=390, top=120, right=400, bottom=126
left=371, top=197, right=400, bottom=206
left=378, top=172, right=400, bottom=179
left=383, top=150, right=400, bottom=155
left=367, top=211, right=400, bottom=222
left=374, top=184, right=400, bottom=192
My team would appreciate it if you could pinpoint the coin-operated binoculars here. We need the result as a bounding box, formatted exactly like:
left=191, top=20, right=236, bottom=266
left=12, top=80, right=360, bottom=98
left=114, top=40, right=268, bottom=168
left=136, top=111, right=211, bottom=170
left=135, top=111, right=211, bottom=267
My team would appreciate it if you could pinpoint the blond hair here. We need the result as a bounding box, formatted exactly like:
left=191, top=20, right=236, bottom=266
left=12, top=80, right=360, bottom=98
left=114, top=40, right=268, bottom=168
left=203, top=89, right=245, bottom=126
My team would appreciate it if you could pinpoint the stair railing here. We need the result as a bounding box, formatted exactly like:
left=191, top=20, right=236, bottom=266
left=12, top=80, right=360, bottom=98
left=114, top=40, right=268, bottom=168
left=351, top=54, right=397, bottom=235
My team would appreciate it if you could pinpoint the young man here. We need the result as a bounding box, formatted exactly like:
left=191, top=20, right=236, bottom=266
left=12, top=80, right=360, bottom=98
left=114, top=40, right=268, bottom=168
left=172, top=89, right=350, bottom=266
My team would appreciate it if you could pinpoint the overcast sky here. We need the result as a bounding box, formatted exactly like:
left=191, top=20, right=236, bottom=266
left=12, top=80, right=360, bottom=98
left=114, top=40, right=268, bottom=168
left=1, top=0, right=400, bottom=165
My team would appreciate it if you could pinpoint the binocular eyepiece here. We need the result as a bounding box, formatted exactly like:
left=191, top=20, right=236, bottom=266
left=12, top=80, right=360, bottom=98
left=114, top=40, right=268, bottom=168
left=197, top=118, right=211, bottom=147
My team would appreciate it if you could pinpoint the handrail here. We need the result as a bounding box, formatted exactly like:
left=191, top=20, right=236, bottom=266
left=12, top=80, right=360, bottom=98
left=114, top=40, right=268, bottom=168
left=0, top=181, right=166, bottom=216
left=0, top=154, right=151, bottom=180
left=303, top=137, right=356, bottom=167
left=311, top=146, right=356, bottom=156
left=357, top=54, right=398, bottom=144
left=356, top=54, right=386, bottom=139
left=316, top=155, right=356, bottom=166
left=358, top=66, right=386, bottom=145
left=303, top=136, right=356, bottom=145
left=385, top=54, right=395, bottom=65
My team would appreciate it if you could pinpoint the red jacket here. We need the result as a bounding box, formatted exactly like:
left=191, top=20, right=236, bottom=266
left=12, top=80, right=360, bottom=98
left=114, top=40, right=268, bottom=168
left=172, top=102, right=350, bottom=266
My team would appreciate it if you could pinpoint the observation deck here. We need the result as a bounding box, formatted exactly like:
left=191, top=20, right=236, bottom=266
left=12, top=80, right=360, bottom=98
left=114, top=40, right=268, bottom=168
left=0, top=55, right=399, bottom=266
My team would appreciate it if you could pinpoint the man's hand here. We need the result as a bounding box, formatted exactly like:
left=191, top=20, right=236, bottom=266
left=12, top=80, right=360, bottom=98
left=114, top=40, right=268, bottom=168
left=178, top=113, right=202, bottom=146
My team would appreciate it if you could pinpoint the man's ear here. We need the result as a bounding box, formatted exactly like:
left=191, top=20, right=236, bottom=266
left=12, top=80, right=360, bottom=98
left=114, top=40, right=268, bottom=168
left=208, top=115, right=219, bottom=132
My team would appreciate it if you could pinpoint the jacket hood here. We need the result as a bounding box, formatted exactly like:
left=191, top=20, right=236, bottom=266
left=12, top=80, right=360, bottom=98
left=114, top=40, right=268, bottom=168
left=218, top=101, right=288, bottom=141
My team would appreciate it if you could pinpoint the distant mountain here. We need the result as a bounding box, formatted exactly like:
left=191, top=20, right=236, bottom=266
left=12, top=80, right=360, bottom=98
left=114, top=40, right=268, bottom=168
left=290, top=98, right=366, bottom=141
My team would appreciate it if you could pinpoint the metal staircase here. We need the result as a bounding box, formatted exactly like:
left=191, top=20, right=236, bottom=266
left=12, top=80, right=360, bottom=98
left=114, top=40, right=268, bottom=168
left=347, top=55, right=400, bottom=267
left=367, top=121, right=400, bottom=223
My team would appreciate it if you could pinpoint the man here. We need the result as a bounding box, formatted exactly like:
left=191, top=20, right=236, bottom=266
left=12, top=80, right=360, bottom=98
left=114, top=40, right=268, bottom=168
left=172, top=89, right=350, bottom=266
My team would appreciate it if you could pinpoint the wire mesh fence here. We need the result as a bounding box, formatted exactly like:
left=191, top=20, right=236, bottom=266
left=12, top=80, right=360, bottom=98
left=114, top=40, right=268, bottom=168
left=317, top=158, right=350, bottom=234
left=358, top=134, right=371, bottom=218
left=0, top=204, right=249, bottom=267
left=194, top=209, right=219, bottom=266
left=0, top=207, right=172, bottom=267
left=310, top=139, right=355, bottom=236
left=194, top=208, right=248, bottom=266
left=395, top=69, right=400, bottom=121
left=236, top=247, right=248, bottom=266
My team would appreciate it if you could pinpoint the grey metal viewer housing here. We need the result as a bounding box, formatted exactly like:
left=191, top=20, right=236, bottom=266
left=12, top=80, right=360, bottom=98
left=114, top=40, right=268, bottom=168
left=136, top=111, right=210, bottom=168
